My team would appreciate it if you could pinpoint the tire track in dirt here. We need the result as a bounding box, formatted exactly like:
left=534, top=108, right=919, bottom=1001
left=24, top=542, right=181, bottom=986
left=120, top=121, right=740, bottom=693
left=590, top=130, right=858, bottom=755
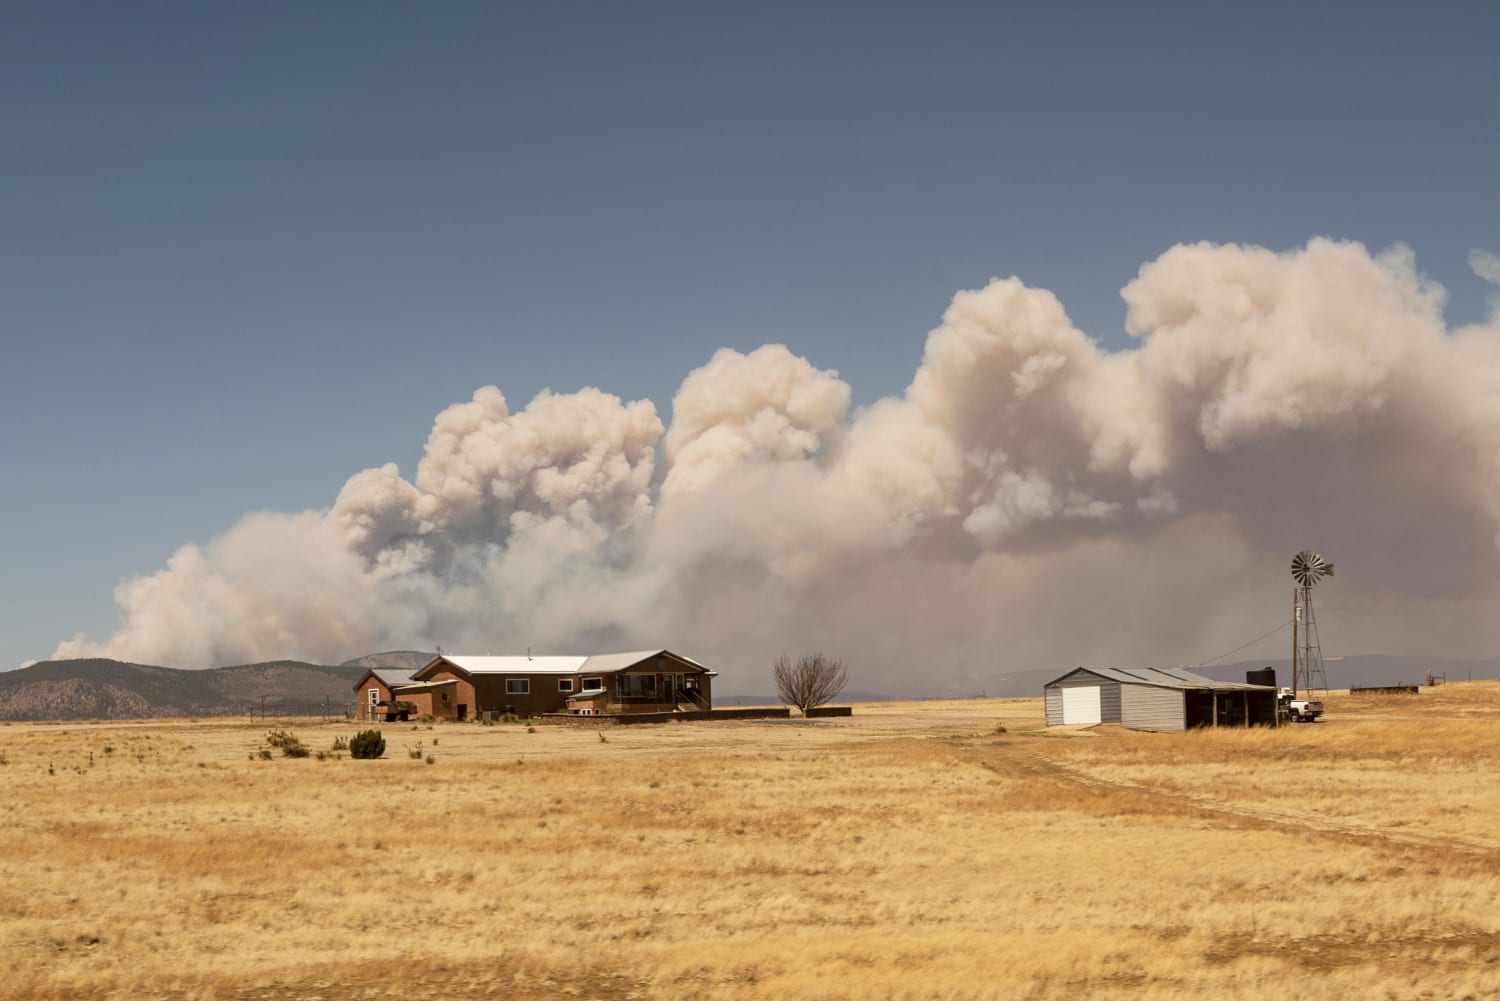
left=965, top=737, right=1500, bottom=862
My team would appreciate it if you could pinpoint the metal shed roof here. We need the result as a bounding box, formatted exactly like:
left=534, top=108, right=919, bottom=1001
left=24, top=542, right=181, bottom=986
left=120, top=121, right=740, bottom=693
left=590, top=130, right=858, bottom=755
left=1050, top=666, right=1274, bottom=692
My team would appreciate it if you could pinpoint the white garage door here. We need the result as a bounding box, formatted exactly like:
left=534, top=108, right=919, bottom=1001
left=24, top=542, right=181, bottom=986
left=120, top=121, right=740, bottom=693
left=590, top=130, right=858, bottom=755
left=1061, top=685, right=1102, bottom=725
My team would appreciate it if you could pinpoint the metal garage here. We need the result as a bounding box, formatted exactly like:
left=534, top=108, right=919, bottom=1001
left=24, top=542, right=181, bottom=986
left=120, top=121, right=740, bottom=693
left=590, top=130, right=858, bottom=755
left=1044, top=667, right=1279, bottom=732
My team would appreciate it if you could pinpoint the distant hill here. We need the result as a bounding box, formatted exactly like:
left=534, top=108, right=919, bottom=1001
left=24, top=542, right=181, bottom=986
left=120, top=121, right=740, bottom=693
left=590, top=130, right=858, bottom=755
left=339, top=650, right=435, bottom=672
left=0, top=658, right=366, bottom=721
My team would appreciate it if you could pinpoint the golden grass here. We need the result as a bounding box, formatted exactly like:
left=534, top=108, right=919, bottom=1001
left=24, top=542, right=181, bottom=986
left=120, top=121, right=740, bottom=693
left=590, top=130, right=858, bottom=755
left=3, top=688, right=1500, bottom=999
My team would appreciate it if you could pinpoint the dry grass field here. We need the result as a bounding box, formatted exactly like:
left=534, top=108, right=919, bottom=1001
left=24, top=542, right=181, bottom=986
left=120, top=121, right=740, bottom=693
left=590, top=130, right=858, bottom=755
left=4, top=686, right=1500, bottom=1000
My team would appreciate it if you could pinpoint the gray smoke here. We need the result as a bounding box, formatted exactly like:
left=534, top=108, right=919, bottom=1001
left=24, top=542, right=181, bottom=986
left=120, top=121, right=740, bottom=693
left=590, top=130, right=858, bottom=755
left=55, top=239, right=1500, bottom=693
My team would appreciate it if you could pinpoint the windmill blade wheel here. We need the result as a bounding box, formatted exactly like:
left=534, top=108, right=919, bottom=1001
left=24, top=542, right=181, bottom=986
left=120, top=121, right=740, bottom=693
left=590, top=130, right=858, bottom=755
left=1291, top=550, right=1331, bottom=587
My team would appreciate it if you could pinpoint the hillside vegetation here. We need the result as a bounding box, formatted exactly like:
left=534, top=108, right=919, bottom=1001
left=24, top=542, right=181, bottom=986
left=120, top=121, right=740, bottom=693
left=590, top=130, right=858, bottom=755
left=0, top=659, right=368, bottom=720
left=2, top=687, right=1498, bottom=999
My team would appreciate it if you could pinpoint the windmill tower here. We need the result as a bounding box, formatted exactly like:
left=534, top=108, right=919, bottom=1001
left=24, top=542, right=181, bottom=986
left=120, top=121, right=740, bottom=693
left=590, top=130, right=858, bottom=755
left=1290, top=550, right=1334, bottom=696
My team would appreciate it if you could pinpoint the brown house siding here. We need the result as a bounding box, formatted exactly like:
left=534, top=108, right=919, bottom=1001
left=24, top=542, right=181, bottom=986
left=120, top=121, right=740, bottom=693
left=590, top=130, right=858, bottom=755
left=408, top=670, right=474, bottom=721
left=354, top=673, right=412, bottom=722
left=470, top=675, right=581, bottom=717
left=356, top=677, right=389, bottom=721
left=402, top=689, right=434, bottom=718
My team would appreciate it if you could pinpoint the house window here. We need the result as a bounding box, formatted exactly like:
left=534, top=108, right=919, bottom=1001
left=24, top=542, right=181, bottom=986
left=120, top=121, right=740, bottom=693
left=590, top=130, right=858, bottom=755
left=618, top=674, right=657, bottom=698
left=506, top=679, right=530, bottom=695
left=368, top=689, right=379, bottom=706
left=581, top=677, right=604, bottom=692
left=558, top=678, right=574, bottom=692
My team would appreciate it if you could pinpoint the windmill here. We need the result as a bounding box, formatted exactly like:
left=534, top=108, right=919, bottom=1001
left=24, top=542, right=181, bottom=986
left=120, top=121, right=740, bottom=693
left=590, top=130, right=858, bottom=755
left=1290, top=550, right=1334, bottom=696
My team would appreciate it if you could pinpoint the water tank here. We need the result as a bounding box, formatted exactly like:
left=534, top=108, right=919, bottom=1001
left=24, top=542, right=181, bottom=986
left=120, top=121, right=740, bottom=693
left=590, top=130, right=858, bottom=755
left=1246, top=667, right=1277, bottom=687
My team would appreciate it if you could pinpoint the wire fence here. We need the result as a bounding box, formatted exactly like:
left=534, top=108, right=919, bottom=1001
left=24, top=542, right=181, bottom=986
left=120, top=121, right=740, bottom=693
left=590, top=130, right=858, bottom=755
left=245, top=699, right=354, bottom=721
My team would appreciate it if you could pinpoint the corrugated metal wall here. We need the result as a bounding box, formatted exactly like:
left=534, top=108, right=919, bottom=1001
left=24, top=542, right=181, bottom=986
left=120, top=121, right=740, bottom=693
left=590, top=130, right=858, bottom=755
left=1044, top=687, right=1062, bottom=725
left=1044, top=671, right=1122, bottom=725
left=1121, top=684, right=1185, bottom=732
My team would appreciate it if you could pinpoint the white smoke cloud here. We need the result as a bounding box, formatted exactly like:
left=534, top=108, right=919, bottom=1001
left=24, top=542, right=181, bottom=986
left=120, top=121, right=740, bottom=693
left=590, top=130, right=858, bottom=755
left=1471, top=249, right=1500, bottom=286
left=55, top=239, right=1500, bottom=693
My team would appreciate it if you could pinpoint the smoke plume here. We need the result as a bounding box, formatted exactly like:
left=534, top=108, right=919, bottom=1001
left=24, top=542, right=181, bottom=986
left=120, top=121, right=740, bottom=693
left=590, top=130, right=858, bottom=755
left=55, top=239, right=1500, bottom=693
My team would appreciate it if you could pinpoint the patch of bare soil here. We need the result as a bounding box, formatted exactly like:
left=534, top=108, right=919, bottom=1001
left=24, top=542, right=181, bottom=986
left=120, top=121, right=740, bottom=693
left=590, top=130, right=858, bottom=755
left=964, top=736, right=1500, bottom=862
left=1203, top=929, right=1500, bottom=975
left=16, top=965, right=650, bottom=1001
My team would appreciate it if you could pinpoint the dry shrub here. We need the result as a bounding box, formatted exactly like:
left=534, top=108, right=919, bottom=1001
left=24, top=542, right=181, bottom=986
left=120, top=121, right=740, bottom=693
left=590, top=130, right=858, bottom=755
left=264, top=729, right=309, bottom=758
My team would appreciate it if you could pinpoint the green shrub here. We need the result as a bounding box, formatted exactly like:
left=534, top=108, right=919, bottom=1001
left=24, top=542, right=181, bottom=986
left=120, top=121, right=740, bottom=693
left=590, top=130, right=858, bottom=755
left=418, top=713, right=437, bottom=725
left=349, top=729, right=386, bottom=759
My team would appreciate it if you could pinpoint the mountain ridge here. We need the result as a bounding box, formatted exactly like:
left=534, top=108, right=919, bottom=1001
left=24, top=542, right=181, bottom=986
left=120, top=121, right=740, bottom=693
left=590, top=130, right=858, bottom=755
left=0, top=658, right=386, bottom=721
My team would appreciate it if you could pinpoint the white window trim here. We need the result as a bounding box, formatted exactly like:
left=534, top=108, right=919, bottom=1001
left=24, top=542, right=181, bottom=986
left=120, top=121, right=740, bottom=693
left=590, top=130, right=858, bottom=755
left=558, top=678, right=574, bottom=692
left=581, top=676, right=604, bottom=692
left=505, top=678, right=530, bottom=695
left=368, top=688, right=380, bottom=705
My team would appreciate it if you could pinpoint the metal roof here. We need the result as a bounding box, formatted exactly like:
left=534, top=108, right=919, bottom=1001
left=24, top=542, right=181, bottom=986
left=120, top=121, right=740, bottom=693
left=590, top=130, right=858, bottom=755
left=436, top=655, right=589, bottom=676
left=1050, top=666, right=1275, bottom=692
left=365, top=668, right=419, bottom=687
left=393, top=678, right=458, bottom=690
left=428, top=650, right=710, bottom=677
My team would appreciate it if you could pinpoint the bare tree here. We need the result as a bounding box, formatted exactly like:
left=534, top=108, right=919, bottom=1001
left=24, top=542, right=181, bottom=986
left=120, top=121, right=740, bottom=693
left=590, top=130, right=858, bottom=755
left=773, top=653, right=849, bottom=714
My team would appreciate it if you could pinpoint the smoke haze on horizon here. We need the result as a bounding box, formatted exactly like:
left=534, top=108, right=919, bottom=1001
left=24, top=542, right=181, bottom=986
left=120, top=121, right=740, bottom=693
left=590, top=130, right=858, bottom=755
left=52, top=239, right=1500, bottom=693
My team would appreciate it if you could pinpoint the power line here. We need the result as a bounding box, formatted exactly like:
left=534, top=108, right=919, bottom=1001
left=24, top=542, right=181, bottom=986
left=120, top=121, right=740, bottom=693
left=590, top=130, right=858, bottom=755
left=1196, top=619, right=1293, bottom=668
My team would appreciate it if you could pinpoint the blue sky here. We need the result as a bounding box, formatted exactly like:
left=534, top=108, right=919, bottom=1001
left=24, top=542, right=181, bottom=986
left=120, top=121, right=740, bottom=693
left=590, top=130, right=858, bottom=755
left=4, top=3, right=1499, bottom=670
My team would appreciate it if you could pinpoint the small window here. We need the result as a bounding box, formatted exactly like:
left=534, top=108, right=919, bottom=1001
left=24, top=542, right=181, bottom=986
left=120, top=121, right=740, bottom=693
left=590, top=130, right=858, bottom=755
left=582, top=677, right=604, bottom=692
left=368, top=688, right=379, bottom=706
left=506, top=679, right=530, bottom=695
left=558, top=678, right=574, bottom=692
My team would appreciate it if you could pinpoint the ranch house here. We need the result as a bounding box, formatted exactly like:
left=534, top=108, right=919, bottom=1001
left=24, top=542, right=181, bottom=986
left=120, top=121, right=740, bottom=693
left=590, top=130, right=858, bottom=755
left=354, top=650, right=715, bottom=721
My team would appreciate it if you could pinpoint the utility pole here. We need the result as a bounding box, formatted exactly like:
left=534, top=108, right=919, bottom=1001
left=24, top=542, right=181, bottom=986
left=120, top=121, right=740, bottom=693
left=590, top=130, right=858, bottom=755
left=1291, top=588, right=1299, bottom=699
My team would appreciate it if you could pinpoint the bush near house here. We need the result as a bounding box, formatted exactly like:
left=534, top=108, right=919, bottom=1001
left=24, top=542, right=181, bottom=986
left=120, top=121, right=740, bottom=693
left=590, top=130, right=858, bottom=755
left=349, top=730, right=386, bottom=759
